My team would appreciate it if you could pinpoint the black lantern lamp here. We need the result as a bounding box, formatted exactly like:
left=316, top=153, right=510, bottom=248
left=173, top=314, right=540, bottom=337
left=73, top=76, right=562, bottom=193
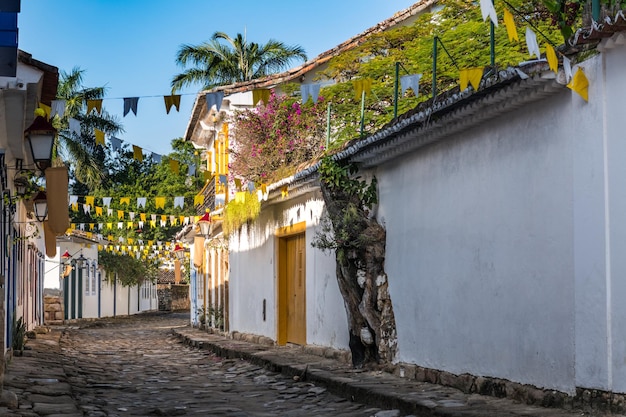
left=32, top=190, right=48, bottom=222
left=24, top=115, right=56, bottom=172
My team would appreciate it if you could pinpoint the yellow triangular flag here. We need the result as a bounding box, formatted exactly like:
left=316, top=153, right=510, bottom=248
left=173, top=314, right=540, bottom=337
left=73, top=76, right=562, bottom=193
left=503, top=9, right=519, bottom=42
left=132, top=145, right=143, bottom=162
left=194, top=194, right=205, bottom=206
left=95, top=129, right=105, bottom=146
left=120, top=197, right=130, bottom=206
left=164, top=95, right=181, bottom=114
left=459, top=67, right=484, bottom=91
left=95, top=206, right=103, bottom=216
left=234, top=178, right=242, bottom=190
left=567, top=68, right=589, bottom=101
left=140, top=213, right=147, bottom=222
left=117, top=210, right=124, bottom=220
left=127, top=222, right=134, bottom=230
left=71, top=223, right=76, bottom=230
left=281, top=186, right=289, bottom=198
left=150, top=220, right=156, bottom=228
left=179, top=215, right=185, bottom=224
left=87, top=99, right=102, bottom=115
left=155, top=197, right=166, bottom=209
left=128, top=238, right=134, bottom=244
left=86, top=232, right=93, bottom=239
left=71, top=203, right=78, bottom=212
left=85, top=196, right=95, bottom=207
left=89, top=223, right=95, bottom=231
left=39, top=103, right=51, bottom=119
left=161, top=215, right=167, bottom=222
left=169, top=159, right=180, bottom=174
left=545, top=43, right=558, bottom=74
left=107, top=223, right=112, bottom=230
left=353, top=78, right=373, bottom=100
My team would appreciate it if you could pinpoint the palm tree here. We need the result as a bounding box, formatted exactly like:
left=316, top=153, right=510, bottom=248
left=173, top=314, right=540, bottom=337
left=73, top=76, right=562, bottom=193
left=171, top=32, right=307, bottom=92
left=54, top=67, right=123, bottom=188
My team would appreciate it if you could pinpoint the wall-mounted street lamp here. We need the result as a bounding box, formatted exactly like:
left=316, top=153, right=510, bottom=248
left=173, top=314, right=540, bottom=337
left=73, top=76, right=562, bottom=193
left=173, top=243, right=185, bottom=261
left=197, top=212, right=211, bottom=238
left=24, top=115, right=56, bottom=172
left=32, top=190, right=48, bottom=222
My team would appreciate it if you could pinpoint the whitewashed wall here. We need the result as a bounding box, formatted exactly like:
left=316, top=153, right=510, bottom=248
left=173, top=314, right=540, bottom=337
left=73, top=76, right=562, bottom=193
left=229, top=191, right=349, bottom=350
left=375, top=44, right=626, bottom=395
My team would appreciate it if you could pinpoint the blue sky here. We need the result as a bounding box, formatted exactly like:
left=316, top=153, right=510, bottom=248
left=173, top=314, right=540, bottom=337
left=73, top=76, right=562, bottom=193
left=18, top=1, right=418, bottom=156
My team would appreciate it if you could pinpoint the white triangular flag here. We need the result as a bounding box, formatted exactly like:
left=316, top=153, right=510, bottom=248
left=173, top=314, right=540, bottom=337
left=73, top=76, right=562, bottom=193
left=480, top=0, right=498, bottom=27
left=563, top=57, right=573, bottom=82
left=525, top=27, right=540, bottom=59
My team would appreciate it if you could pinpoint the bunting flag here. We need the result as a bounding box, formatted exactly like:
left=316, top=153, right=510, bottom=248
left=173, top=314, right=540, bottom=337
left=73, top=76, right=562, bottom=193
left=400, top=74, right=422, bottom=96
left=132, top=145, right=144, bottom=162
left=480, top=0, right=498, bottom=26
left=353, top=78, right=373, bottom=100
left=85, top=196, right=95, bottom=207
left=205, top=91, right=224, bottom=111
left=51, top=100, right=66, bottom=119
left=152, top=153, right=162, bottom=164
left=194, top=194, right=205, bottom=206
left=169, top=159, right=179, bottom=174
left=563, top=57, right=573, bottom=81
left=102, top=197, right=112, bottom=208
left=301, top=83, right=322, bottom=104
left=503, top=9, right=519, bottom=42
left=120, top=197, right=130, bottom=206
left=252, top=89, right=271, bottom=106
left=38, top=103, right=51, bottom=119
left=95, top=129, right=105, bottom=146
left=281, top=186, right=289, bottom=198
left=164, top=95, right=181, bottom=114
left=545, top=43, right=558, bottom=73
left=567, top=68, right=589, bottom=101
left=95, top=206, right=103, bottom=216
left=109, top=136, right=122, bottom=152
left=525, top=27, right=540, bottom=59
left=234, top=178, right=242, bottom=190
left=123, top=97, right=139, bottom=117
left=137, top=197, right=147, bottom=208
left=219, top=174, right=227, bottom=185
left=248, top=182, right=255, bottom=193
left=87, top=99, right=103, bottom=115
left=174, top=196, right=185, bottom=209
left=188, top=163, right=196, bottom=176
left=155, top=197, right=166, bottom=209
left=459, top=67, right=484, bottom=91
left=118, top=210, right=124, bottom=220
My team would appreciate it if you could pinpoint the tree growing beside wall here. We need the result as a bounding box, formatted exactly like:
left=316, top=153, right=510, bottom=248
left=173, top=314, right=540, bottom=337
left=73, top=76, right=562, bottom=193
left=313, top=156, right=397, bottom=368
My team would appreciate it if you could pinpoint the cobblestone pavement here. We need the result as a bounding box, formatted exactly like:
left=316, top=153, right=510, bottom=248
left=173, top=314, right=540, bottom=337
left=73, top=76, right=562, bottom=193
left=2, top=312, right=612, bottom=417
left=3, top=313, right=410, bottom=417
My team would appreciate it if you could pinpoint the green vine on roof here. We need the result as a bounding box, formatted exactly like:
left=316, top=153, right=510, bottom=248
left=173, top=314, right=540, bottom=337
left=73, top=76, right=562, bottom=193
left=98, top=251, right=158, bottom=287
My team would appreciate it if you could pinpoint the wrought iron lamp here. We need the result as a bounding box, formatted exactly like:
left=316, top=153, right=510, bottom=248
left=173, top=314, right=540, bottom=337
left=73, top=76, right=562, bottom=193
left=24, top=115, right=56, bottom=172
left=32, top=190, right=48, bottom=222
left=197, top=212, right=211, bottom=238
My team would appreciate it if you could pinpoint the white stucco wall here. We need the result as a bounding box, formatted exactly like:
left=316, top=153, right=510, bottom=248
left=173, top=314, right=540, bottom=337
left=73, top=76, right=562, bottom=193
left=229, top=191, right=348, bottom=350
left=375, top=45, right=626, bottom=395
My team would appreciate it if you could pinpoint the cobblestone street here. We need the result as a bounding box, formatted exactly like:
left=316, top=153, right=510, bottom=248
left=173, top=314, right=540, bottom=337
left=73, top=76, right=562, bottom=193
left=8, top=313, right=404, bottom=417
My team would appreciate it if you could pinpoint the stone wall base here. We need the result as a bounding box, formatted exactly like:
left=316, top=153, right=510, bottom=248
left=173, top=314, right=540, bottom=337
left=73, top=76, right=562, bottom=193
left=223, top=328, right=626, bottom=415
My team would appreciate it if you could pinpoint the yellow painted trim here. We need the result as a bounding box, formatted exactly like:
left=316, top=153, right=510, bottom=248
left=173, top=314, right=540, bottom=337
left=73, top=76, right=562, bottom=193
left=275, top=221, right=306, bottom=238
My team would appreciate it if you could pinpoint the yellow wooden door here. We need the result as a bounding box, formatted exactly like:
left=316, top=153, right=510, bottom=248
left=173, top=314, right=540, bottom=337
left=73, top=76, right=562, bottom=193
left=279, top=233, right=306, bottom=345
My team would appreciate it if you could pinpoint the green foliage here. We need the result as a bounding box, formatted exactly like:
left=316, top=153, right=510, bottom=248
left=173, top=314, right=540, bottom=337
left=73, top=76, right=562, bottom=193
left=12, top=314, right=26, bottom=352
left=318, top=157, right=378, bottom=209
left=314, top=0, right=561, bottom=145
left=70, top=138, right=203, bottom=243
left=222, top=191, right=261, bottom=236
left=171, top=31, right=307, bottom=92
left=313, top=156, right=378, bottom=252
left=230, top=91, right=327, bottom=184
left=98, top=250, right=158, bottom=287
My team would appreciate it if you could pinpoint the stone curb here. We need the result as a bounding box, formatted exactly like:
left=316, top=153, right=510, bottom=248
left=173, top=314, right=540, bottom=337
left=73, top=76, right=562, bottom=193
left=172, top=326, right=595, bottom=417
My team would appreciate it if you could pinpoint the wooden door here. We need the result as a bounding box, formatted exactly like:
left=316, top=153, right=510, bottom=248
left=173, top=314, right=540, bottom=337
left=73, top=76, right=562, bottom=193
left=278, top=232, right=306, bottom=345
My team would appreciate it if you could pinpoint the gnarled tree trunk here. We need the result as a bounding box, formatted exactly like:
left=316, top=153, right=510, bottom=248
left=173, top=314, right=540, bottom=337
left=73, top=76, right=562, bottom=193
left=320, top=183, right=397, bottom=368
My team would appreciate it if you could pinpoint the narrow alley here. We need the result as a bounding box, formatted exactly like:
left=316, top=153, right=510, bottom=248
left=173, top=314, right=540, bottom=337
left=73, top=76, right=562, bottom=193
left=2, top=313, right=404, bottom=417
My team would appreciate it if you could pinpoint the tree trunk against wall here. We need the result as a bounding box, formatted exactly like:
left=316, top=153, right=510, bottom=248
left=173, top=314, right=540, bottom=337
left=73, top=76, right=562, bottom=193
left=320, top=183, right=397, bottom=368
